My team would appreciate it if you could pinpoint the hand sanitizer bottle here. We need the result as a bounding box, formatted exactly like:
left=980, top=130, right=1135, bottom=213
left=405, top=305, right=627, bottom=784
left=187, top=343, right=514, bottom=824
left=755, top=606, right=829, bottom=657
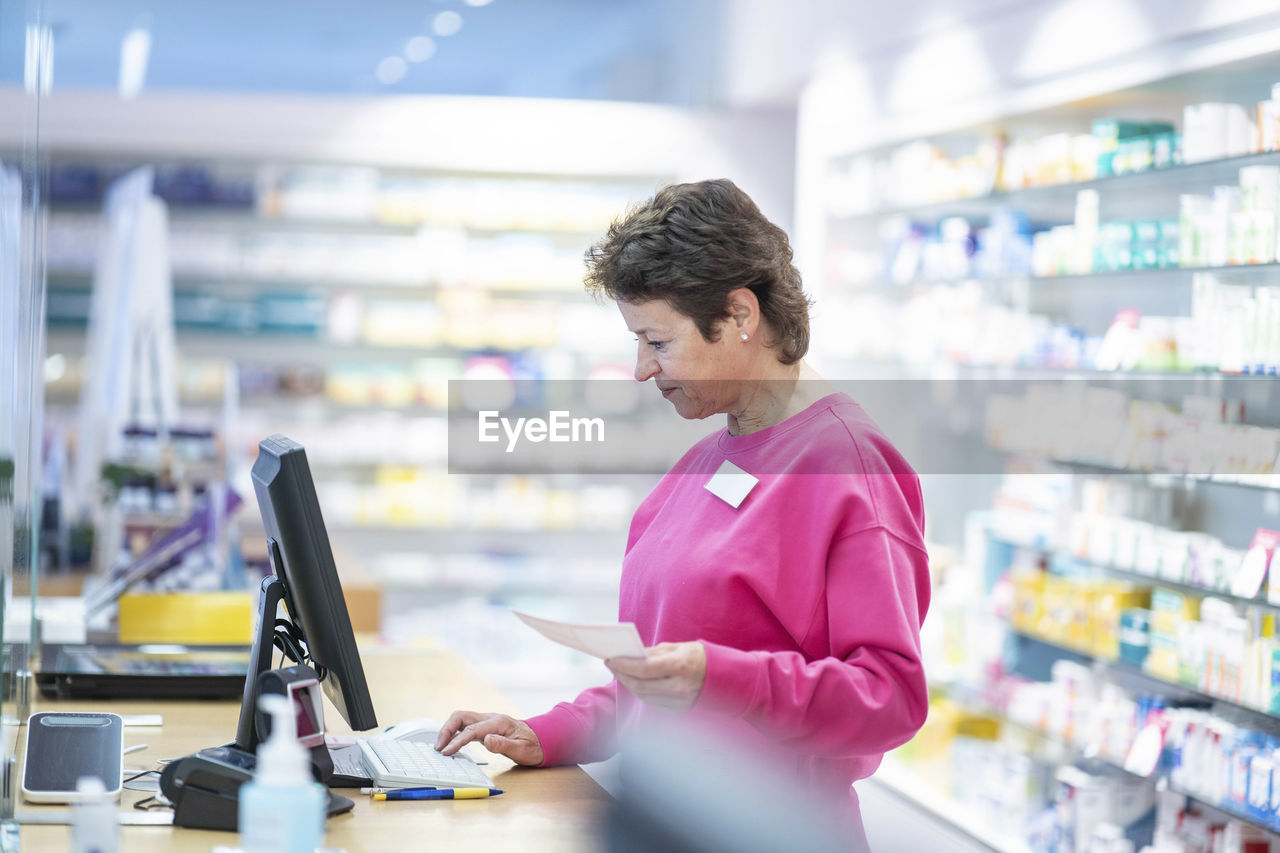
left=238, top=694, right=326, bottom=853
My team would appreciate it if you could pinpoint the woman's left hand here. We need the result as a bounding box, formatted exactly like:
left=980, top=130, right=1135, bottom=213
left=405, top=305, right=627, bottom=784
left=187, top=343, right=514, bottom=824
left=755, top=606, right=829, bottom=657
left=606, top=641, right=707, bottom=712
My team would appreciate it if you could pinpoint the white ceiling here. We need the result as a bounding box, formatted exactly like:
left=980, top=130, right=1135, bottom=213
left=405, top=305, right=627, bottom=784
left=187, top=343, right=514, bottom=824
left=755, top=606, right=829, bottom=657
left=0, top=0, right=725, bottom=106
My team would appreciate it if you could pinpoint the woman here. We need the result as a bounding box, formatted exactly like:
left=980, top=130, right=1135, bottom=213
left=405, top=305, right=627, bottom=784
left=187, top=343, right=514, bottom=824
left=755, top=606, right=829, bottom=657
left=435, top=179, right=930, bottom=845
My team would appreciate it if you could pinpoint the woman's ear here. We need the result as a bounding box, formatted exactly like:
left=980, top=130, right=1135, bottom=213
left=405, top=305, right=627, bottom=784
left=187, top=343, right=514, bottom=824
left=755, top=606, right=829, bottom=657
left=725, top=287, right=759, bottom=337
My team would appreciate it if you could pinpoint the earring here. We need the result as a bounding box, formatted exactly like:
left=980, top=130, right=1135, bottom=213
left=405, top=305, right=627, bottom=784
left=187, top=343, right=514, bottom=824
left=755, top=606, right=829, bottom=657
left=740, top=332, right=749, bottom=341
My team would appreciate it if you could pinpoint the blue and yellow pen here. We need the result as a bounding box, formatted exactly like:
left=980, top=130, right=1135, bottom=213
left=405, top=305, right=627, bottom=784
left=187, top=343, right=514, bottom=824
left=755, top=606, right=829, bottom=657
left=373, top=787, right=503, bottom=801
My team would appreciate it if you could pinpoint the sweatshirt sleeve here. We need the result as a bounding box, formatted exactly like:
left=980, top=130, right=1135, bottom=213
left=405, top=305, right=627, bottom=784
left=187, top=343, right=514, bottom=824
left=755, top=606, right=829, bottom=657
left=523, top=680, right=620, bottom=767
left=692, top=525, right=930, bottom=757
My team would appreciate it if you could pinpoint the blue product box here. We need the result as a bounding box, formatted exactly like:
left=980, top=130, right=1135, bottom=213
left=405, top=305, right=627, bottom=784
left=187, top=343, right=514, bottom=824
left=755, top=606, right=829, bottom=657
left=1233, top=732, right=1260, bottom=813
left=1132, top=220, right=1160, bottom=270
left=1248, top=738, right=1275, bottom=824
left=258, top=293, right=327, bottom=335
left=1118, top=609, right=1151, bottom=667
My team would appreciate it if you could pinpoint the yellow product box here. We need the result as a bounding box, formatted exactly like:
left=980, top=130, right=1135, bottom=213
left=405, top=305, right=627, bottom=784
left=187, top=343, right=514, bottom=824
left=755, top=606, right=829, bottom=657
left=1092, top=581, right=1152, bottom=660
left=1063, top=579, right=1097, bottom=653
left=118, top=591, right=255, bottom=645
left=1010, top=569, right=1046, bottom=634
left=1041, top=575, right=1076, bottom=644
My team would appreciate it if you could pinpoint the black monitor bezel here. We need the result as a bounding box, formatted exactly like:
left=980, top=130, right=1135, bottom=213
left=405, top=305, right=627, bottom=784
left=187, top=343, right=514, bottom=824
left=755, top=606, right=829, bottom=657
left=246, top=435, right=378, bottom=737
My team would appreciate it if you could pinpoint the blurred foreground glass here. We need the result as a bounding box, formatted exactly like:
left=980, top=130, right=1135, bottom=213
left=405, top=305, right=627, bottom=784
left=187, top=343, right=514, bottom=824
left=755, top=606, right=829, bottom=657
left=0, top=0, right=47, bottom=837
left=603, top=718, right=851, bottom=853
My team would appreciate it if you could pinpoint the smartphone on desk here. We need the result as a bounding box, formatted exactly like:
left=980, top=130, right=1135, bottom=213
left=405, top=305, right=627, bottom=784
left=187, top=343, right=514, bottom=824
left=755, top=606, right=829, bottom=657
left=22, top=712, right=123, bottom=803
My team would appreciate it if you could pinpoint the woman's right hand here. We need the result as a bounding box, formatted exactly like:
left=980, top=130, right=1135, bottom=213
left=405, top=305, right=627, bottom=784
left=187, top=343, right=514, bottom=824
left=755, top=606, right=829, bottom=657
left=434, top=711, right=544, bottom=766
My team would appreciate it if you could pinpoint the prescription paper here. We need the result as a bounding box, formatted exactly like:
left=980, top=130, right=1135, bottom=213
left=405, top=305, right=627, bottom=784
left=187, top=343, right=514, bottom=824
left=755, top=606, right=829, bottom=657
left=512, top=611, right=646, bottom=660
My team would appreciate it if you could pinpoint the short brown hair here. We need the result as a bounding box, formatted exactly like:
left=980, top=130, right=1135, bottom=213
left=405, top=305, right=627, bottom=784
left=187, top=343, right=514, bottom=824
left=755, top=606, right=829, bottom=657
left=583, top=179, right=811, bottom=364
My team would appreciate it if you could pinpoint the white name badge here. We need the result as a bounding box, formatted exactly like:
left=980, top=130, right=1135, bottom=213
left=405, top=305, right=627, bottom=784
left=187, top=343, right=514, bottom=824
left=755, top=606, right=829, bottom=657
left=704, top=460, right=758, bottom=509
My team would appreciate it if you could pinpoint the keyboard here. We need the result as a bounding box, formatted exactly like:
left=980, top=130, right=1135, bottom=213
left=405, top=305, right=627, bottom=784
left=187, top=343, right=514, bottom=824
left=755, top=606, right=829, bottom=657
left=357, top=734, right=493, bottom=789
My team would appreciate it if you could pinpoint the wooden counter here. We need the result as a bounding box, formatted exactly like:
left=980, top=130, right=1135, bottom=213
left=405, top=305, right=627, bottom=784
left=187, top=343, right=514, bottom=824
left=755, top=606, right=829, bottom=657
left=19, top=646, right=610, bottom=851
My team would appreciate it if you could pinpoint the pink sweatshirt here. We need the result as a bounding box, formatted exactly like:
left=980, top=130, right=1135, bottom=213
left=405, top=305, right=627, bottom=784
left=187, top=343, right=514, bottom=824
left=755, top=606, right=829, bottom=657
left=525, top=392, right=930, bottom=807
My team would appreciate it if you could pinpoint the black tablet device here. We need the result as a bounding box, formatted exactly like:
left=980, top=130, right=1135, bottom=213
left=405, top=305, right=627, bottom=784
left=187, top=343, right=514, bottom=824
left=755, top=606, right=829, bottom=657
left=36, top=643, right=250, bottom=700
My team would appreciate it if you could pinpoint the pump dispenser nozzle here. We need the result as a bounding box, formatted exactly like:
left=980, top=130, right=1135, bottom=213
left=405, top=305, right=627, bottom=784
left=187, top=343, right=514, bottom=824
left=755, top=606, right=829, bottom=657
left=256, top=693, right=310, bottom=787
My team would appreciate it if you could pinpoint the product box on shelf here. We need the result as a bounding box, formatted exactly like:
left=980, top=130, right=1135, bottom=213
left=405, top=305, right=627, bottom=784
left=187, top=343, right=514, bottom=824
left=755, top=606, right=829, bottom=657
left=1094, top=582, right=1152, bottom=660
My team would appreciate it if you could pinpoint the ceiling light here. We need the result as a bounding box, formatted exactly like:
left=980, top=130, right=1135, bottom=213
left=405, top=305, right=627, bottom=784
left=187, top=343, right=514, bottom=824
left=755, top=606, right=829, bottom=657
left=404, top=35, right=436, bottom=63
left=432, top=11, right=463, bottom=37
left=464, top=0, right=493, bottom=6
left=118, top=26, right=151, bottom=100
left=376, top=56, right=408, bottom=85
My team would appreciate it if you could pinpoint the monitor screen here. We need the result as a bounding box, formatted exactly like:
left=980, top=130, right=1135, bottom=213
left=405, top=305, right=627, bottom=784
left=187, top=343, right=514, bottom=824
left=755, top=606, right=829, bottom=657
left=250, top=435, right=378, bottom=733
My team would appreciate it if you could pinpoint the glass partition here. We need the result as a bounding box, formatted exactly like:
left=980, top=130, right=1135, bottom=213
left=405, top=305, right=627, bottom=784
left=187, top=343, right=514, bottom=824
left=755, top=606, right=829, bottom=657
left=0, top=0, right=46, bottom=837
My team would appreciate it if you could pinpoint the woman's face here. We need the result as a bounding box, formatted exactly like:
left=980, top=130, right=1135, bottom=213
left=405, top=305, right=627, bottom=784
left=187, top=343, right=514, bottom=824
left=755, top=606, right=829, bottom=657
left=617, top=299, right=746, bottom=420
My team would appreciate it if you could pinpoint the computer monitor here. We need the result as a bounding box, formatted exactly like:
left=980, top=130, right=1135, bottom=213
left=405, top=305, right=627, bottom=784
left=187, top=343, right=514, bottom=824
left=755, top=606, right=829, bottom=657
left=236, top=435, right=377, bottom=749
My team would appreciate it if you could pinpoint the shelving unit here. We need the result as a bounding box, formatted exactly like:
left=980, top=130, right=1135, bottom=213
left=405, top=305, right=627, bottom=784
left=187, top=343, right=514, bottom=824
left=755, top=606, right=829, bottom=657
left=803, top=28, right=1280, bottom=851
left=933, top=678, right=1280, bottom=839
left=993, top=535, right=1280, bottom=613
left=829, top=149, right=1280, bottom=225
left=1008, top=629, right=1280, bottom=735
left=848, top=260, right=1280, bottom=294
left=19, top=92, right=796, bottom=676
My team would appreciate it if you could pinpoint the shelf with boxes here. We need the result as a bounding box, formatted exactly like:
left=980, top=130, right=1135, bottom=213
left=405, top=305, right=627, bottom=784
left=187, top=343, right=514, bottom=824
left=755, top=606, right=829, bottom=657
left=46, top=289, right=612, bottom=361
left=850, top=260, right=1280, bottom=295
left=910, top=541, right=1280, bottom=848
left=816, top=74, right=1280, bottom=380
left=44, top=162, right=639, bottom=295
left=824, top=267, right=1280, bottom=374
left=983, top=384, right=1280, bottom=486
left=22, top=93, right=782, bottom=628
left=832, top=148, right=1280, bottom=227
left=886, top=666, right=1179, bottom=851
left=826, top=88, right=1279, bottom=217
left=986, top=477, right=1280, bottom=721
left=1006, top=629, right=1280, bottom=737
left=925, top=674, right=1280, bottom=845
left=1042, top=460, right=1280, bottom=494
left=41, top=157, right=645, bottom=377
left=807, top=41, right=1280, bottom=853
left=46, top=326, right=614, bottom=371
left=46, top=158, right=645, bottom=230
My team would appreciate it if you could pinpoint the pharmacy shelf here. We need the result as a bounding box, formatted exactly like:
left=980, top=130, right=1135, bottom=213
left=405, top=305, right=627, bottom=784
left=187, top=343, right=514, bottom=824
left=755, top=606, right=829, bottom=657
left=990, top=536, right=1280, bottom=612
left=1088, top=561, right=1280, bottom=613
left=823, top=356, right=1267, bottom=382
left=934, top=678, right=1280, bottom=839
left=46, top=273, right=589, bottom=300
left=1047, top=459, right=1280, bottom=492
left=847, top=261, right=1280, bottom=294
left=52, top=204, right=615, bottom=240
left=368, top=575, right=621, bottom=598
left=45, top=326, right=561, bottom=366
left=235, top=397, right=446, bottom=418
left=1009, top=629, right=1280, bottom=737
left=867, top=760, right=1034, bottom=853
left=52, top=204, right=417, bottom=236
left=322, top=524, right=625, bottom=554
left=831, top=149, right=1280, bottom=225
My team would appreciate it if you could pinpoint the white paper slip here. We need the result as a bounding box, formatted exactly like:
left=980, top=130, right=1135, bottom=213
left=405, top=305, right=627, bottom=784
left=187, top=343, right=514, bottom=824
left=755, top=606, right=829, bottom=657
left=512, top=611, right=646, bottom=660
left=704, top=459, right=758, bottom=508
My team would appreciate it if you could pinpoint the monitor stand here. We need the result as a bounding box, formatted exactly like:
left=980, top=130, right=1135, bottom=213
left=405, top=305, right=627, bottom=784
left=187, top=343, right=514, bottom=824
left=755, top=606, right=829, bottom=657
left=233, top=569, right=286, bottom=752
